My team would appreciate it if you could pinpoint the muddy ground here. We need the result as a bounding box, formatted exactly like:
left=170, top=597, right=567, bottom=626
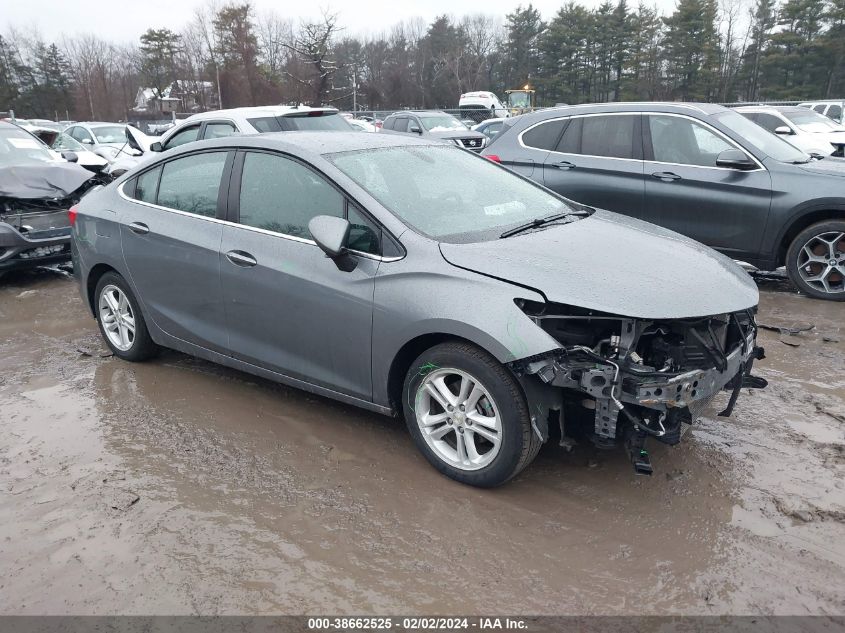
left=0, top=268, right=843, bottom=616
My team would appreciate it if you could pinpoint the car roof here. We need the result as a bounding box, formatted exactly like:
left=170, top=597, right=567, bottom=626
left=160, top=131, right=443, bottom=160
left=737, top=105, right=797, bottom=112
left=185, top=105, right=337, bottom=122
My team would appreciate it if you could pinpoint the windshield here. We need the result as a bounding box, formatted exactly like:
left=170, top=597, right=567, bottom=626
left=0, top=127, right=57, bottom=165
left=508, top=92, right=531, bottom=108
left=420, top=115, right=467, bottom=132
left=782, top=110, right=844, bottom=133
left=713, top=110, right=809, bottom=163
left=329, top=145, right=573, bottom=242
left=92, top=125, right=127, bottom=143
left=52, top=133, right=84, bottom=151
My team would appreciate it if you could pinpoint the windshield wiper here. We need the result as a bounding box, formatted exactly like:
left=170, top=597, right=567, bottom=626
left=500, top=211, right=589, bottom=238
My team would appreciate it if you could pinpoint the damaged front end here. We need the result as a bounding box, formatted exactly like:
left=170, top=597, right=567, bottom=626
left=509, top=300, right=766, bottom=475
left=0, top=163, right=97, bottom=273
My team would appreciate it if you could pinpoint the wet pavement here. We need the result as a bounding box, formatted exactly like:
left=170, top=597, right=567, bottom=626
left=0, top=269, right=843, bottom=615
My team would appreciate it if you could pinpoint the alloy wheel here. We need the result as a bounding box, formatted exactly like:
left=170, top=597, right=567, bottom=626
left=796, top=231, right=845, bottom=295
left=98, top=284, right=136, bottom=351
left=414, top=368, right=502, bottom=471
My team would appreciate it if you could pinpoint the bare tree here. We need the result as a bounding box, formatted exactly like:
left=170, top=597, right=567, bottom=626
left=282, top=10, right=343, bottom=105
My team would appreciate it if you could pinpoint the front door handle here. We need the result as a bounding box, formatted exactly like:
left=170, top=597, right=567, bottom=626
left=128, top=222, right=149, bottom=235
left=651, top=171, right=682, bottom=181
left=553, top=160, right=576, bottom=170
left=226, top=250, right=257, bottom=267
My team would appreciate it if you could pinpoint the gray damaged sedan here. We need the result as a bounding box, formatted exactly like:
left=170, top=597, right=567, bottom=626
left=71, top=132, right=766, bottom=487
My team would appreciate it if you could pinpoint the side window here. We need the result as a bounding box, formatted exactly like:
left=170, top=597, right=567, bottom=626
left=157, top=152, right=227, bottom=216
left=382, top=117, right=395, bottom=131
left=813, top=104, right=827, bottom=113
left=522, top=119, right=566, bottom=151
left=132, top=166, right=161, bottom=204
left=827, top=104, right=842, bottom=121
left=648, top=115, right=733, bottom=167
left=393, top=118, right=409, bottom=133
left=580, top=115, right=635, bottom=159
left=755, top=113, right=786, bottom=133
left=238, top=152, right=344, bottom=239
left=163, top=124, right=200, bottom=150
left=347, top=205, right=380, bottom=255
left=485, top=122, right=503, bottom=137
left=556, top=118, right=581, bottom=153
left=71, top=127, right=93, bottom=143
left=204, top=122, right=237, bottom=139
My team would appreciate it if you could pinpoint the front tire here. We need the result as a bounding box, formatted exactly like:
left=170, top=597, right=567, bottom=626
left=402, top=341, right=541, bottom=487
left=786, top=220, right=845, bottom=301
left=94, top=272, right=158, bottom=361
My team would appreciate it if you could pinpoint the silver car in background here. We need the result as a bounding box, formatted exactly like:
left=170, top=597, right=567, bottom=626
left=71, top=132, right=765, bottom=487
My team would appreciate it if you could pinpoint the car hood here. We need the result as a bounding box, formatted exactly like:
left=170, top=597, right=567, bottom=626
left=797, top=157, right=845, bottom=177
left=0, top=162, right=94, bottom=199
left=438, top=209, right=759, bottom=319
left=428, top=130, right=487, bottom=141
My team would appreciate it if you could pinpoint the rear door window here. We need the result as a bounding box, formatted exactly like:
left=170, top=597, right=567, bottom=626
left=157, top=151, right=228, bottom=217
left=203, top=122, right=237, bottom=139
left=580, top=115, right=636, bottom=159
left=813, top=104, right=827, bottom=113
left=133, top=166, right=161, bottom=204
left=827, top=104, right=842, bottom=121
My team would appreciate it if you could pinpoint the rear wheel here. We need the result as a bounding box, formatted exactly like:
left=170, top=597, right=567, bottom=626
left=402, top=341, right=541, bottom=487
left=95, top=272, right=158, bottom=361
left=786, top=220, right=845, bottom=300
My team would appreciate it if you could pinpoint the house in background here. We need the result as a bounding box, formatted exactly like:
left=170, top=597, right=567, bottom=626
left=133, top=80, right=218, bottom=114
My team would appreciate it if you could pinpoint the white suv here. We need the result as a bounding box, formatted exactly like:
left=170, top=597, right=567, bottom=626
left=110, top=105, right=351, bottom=175
left=798, top=100, right=844, bottom=125
left=736, top=105, right=845, bottom=157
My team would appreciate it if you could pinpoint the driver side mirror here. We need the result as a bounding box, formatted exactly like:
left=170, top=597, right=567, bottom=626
left=309, top=215, right=351, bottom=259
left=409, top=124, right=422, bottom=134
left=774, top=125, right=793, bottom=135
left=60, top=150, right=78, bottom=163
left=150, top=141, right=163, bottom=152
left=715, top=148, right=756, bottom=171
left=81, top=138, right=93, bottom=144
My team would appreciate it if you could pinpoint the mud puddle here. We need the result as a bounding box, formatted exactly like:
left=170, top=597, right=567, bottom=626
left=0, top=270, right=843, bottom=615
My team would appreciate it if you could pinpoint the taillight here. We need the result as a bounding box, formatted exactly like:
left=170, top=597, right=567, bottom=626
left=485, top=154, right=501, bottom=163
left=68, top=205, right=78, bottom=226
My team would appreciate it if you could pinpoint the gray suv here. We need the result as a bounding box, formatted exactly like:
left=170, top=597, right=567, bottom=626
left=382, top=111, right=487, bottom=152
left=484, top=103, right=845, bottom=300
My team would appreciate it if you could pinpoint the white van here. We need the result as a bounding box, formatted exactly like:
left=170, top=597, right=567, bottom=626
left=458, top=92, right=509, bottom=120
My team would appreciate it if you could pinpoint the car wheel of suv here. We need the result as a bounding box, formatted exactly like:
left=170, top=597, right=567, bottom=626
left=402, top=341, right=541, bottom=487
left=786, top=220, right=845, bottom=301
left=95, top=272, right=158, bottom=361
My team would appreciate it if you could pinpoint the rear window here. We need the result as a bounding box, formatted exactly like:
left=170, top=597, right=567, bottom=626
left=247, top=112, right=351, bottom=133
left=521, top=119, right=566, bottom=151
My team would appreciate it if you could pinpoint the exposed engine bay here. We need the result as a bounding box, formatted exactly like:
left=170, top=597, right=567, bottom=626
left=510, top=300, right=767, bottom=475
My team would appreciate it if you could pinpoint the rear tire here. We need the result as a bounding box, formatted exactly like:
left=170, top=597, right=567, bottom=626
left=402, top=341, right=541, bottom=487
left=785, top=220, right=845, bottom=301
left=94, top=271, right=158, bottom=361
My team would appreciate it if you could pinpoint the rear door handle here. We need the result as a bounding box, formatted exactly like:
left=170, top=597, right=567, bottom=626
left=553, top=160, right=576, bottom=170
left=128, top=222, right=149, bottom=235
left=226, top=250, right=257, bottom=267
left=651, top=171, right=682, bottom=181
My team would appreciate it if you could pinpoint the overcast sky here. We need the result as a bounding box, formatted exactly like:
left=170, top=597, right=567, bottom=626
left=2, top=0, right=679, bottom=43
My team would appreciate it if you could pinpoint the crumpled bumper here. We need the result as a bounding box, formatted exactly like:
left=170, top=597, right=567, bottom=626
left=0, top=221, right=71, bottom=271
